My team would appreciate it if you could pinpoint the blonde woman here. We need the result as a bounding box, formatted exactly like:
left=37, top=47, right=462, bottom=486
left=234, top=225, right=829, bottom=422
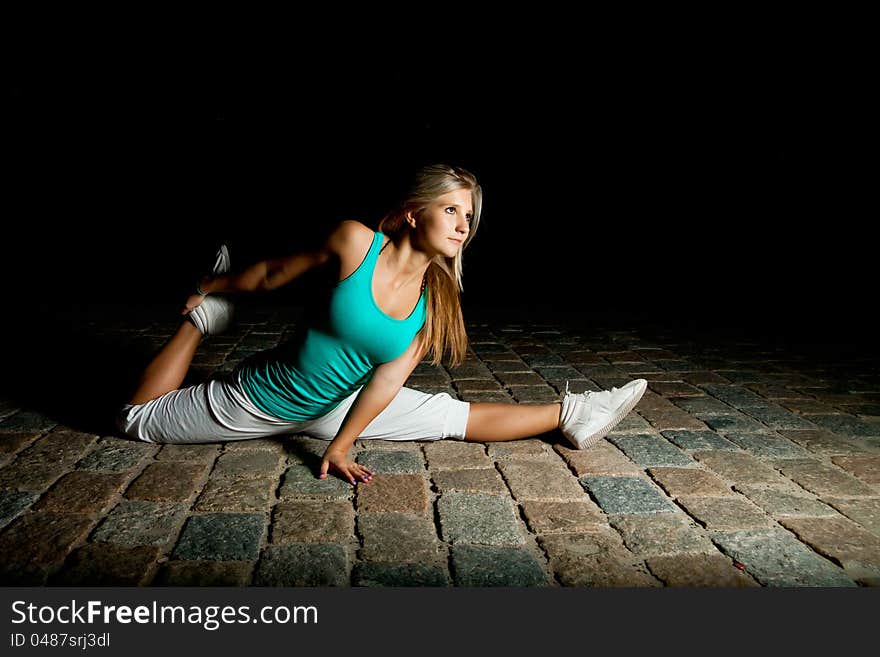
left=116, top=164, right=647, bottom=485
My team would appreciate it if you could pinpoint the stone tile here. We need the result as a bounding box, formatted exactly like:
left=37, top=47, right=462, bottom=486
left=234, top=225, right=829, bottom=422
left=672, top=398, right=737, bottom=417
left=222, top=438, right=289, bottom=454
left=705, top=415, right=772, bottom=435
left=353, top=562, right=450, bottom=587
left=432, top=468, right=509, bottom=495
left=554, top=442, right=641, bottom=477
left=773, top=459, right=877, bottom=497
left=648, top=467, right=733, bottom=497
left=0, top=459, right=66, bottom=492
left=0, top=432, right=39, bottom=454
left=734, top=485, right=838, bottom=518
left=777, top=429, right=870, bottom=457
left=0, top=512, right=94, bottom=584
left=194, top=475, right=277, bottom=512
left=645, top=553, right=760, bottom=587
left=580, top=476, right=675, bottom=514
left=825, top=498, right=880, bottom=535
left=701, top=384, right=767, bottom=408
left=156, top=443, right=220, bottom=462
left=173, top=513, right=265, bottom=561
left=155, top=560, right=254, bottom=586
left=808, top=414, right=880, bottom=439
left=437, top=492, right=523, bottom=545
left=254, top=544, right=349, bottom=586
left=355, top=439, right=423, bottom=452
left=610, top=513, right=715, bottom=556
left=278, top=465, right=353, bottom=500
left=723, top=433, right=811, bottom=459
left=712, top=528, right=856, bottom=586
left=779, top=516, right=880, bottom=581
left=830, top=455, right=880, bottom=485
left=424, top=442, right=492, bottom=470
left=487, top=439, right=552, bottom=461
left=356, top=450, right=425, bottom=475
left=538, top=531, right=660, bottom=587
left=51, top=544, right=159, bottom=586
left=0, top=410, right=58, bottom=433
left=125, top=462, right=209, bottom=502
left=3, top=429, right=97, bottom=480
left=497, top=461, right=586, bottom=501
left=356, top=475, right=430, bottom=514
left=0, top=490, right=37, bottom=530
left=691, top=451, right=789, bottom=485
left=77, top=437, right=158, bottom=472
left=677, top=495, right=775, bottom=531
left=357, top=512, right=442, bottom=563
left=211, top=450, right=286, bottom=479
left=271, top=501, right=355, bottom=544
left=662, top=430, right=739, bottom=451
left=91, top=501, right=188, bottom=546
left=451, top=545, right=549, bottom=586
left=520, top=500, right=605, bottom=534
left=35, top=471, right=129, bottom=514
left=608, top=434, right=694, bottom=467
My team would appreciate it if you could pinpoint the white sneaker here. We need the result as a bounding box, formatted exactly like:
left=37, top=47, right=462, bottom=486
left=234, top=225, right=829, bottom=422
left=187, top=295, right=234, bottom=336
left=213, top=244, right=231, bottom=275
left=558, top=378, right=647, bottom=449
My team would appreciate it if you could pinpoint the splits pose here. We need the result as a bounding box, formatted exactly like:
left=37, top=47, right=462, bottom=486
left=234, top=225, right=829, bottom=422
left=116, top=164, right=647, bottom=484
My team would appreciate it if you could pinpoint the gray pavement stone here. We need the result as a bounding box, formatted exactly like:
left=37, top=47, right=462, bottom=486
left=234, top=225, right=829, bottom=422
left=125, top=462, right=210, bottom=502
left=0, top=410, right=58, bottom=433
left=0, top=460, right=66, bottom=492
left=520, top=500, right=605, bottom=534
left=194, top=475, right=277, bottom=512
left=779, top=516, right=880, bottom=582
left=437, top=492, right=523, bottom=545
left=723, top=433, right=811, bottom=459
left=701, top=384, right=768, bottom=408
left=156, top=443, right=219, bottom=462
left=554, top=442, right=641, bottom=477
left=91, top=501, right=188, bottom=546
left=772, top=459, right=877, bottom=497
left=77, top=438, right=157, bottom=472
left=356, top=450, right=425, bottom=475
left=432, top=468, right=509, bottom=495
left=173, top=513, right=265, bottom=561
left=692, top=451, right=790, bottom=486
left=610, top=513, right=716, bottom=556
left=734, top=485, right=838, bottom=518
left=741, top=405, right=817, bottom=430
left=676, top=495, right=776, bottom=531
left=271, top=501, right=355, bottom=544
left=424, top=442, right=492, bottom=470
left=254, top=544, right=349, bottom=586
left=279, top=465, right=353, bottom=500
left=777, top=429, right=869, bottom=456
left=662, top=430, right=739, bottom=451
left=825, top=498, right=880, bottom=535
left=712, top=528, right=857, bottom=587
left=35, top=471, right=129, bottom=514
left=488, top=439, right=553, bottom=461
left=705, top=415, right=773, bottom=435
left=353, top=562, right=450, bottom=586
left=830, top=455, right=880, bottom=485
left=0, top=512, right=95, bottom=584
left=0, top=491, right=37, bottom=530
left=538, top=531, right=660, bottom=587
left=809, top=414, right=880, bottom=439
left=7, top=429, right=97, bottom=472
left=222, top=438, right=289, bottom=454
left=51, top=544, right=159, bottom=586
left=497, top=461, right=586, bottom=501
left=155, top=560, right=254, bottom=586
left=608, top=434, right=694, bottom=467
left=356, top=475, right=430, bottom=514
left=0, top=432, right=40, bottom=454
left=357, top=512, right=442, bottom=563
left=212, top=450, right=286, bottom=478
left=645, top=552, right=760, bottom=587
left=671, top=397, right=737, bottom=417
left=648, top=467, right=733, bottom=498
left=451, top=545, right=549, bottom=586
left=580, top=476, right=675, bottom=514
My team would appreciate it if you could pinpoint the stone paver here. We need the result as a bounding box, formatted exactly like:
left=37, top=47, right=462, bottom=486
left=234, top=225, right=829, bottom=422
left=125, top=462, right=209, bottom=502
left=676, top=495, right=776, bottom=531
left=424, top=442, right=492, bottom=470
left=520, top=500, right=605, bottom=534
left=734, top=485, right=838, bottom=518
left=610, top=513, right=716, bottom=556
left=824, top=498, right=880, bottom=535
left=779, top=516, right=880, bottom=581
left=432, top=468, right=509, bottom=495
left=254, top=544, right=349, bottom=586
left=77, top=437, right=157, bottom=472
left=356, top=450, right=425, bottom=475
left=555, top=442, right=642, bottom=476
left=194, top=475, right=277, bottom=512
left=662, top=430, right=739, bottom=451
left=92, top=501, right=188, bottom=546
left=608, top=434, right=694, bottom=467
left=0, top=512, right=95, bottom=584
left=776, top=429, right=867, bottom=456
left=488, top=439, right=552, bottom=461
left=830, top=455, right=880, bottom=485
left=356, top=475, right=430, bottom=514
left=211, top=450, right=286, bottom=478
left=279, top=465, right=353, bottom=500
left=712, top=528, right=857, bottom=587
left=645, top=552, right=760, bottom=587
left=580, top=476, right=675, bottom=514
left=35, top=471, right=129, bottom=514
left=772, top=459, right=877, bottom=497
left=271, top=501, right=356, bottom=544
left=173, top=513, right=265, bottom=561
left=691, top=450, right=790, bottom=486
left=358, top=512, right=443, bottom=563
left=539, top=530, right=660, bottom=587
left=451, top=545, right=549, bottom=586
left=723, top=433, right=810, bottom=459
left=0, top=490, right=37, bottom=530
left=497, top=461, right=586, bottom=501
left=51, top=544, right=159, bottom=586
left=437, top=492, right=523, bottom=545
left=155, top=560, right=254, bottom=586
left=648, top=467, right=733, bottom=497
left=353, top=562, right=450, bottom=586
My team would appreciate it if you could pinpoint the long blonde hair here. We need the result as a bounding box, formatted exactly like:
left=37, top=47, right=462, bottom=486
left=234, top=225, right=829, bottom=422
left=377, top=164, right=482, bottom=368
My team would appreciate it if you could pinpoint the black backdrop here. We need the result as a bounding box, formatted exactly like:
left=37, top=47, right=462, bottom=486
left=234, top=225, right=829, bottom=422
left=5, top=48, right=871, bottom=347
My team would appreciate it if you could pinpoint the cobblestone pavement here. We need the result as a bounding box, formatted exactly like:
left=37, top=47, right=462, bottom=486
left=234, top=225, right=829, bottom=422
left=1, top=304, right=878, bottom=586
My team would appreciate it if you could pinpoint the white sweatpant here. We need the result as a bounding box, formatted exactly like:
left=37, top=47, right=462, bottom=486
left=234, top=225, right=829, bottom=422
left=115, top=372, right=471, bottom=445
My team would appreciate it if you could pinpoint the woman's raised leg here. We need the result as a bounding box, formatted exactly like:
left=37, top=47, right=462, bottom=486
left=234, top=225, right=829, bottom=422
left=464, top=401, right=562, bottom=442
left=128, top=321, right=202, bottom=405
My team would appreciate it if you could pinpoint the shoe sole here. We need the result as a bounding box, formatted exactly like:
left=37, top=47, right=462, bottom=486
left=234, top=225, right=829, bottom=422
left=577, top=379, right=648, bottom=449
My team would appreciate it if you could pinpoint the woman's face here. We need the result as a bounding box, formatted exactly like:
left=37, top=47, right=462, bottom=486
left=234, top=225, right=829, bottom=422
left=411, top=187, right=473, bottom=258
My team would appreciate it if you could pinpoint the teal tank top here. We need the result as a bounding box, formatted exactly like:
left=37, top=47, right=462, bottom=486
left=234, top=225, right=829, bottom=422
left=238, top=230, right=429, bottom=421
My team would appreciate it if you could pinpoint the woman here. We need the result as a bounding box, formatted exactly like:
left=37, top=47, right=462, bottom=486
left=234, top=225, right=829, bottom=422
left=116, top=164, right=647, bottom=485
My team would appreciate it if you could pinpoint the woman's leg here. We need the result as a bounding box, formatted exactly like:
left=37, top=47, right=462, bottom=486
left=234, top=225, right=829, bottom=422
left=463, top=401, right=563, bottom=442
left=128, top=321, right=202, bottom=405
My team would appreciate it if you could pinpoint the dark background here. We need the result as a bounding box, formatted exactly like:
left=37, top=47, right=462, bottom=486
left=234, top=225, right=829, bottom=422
left=5, top=45, right=871, bottom=347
